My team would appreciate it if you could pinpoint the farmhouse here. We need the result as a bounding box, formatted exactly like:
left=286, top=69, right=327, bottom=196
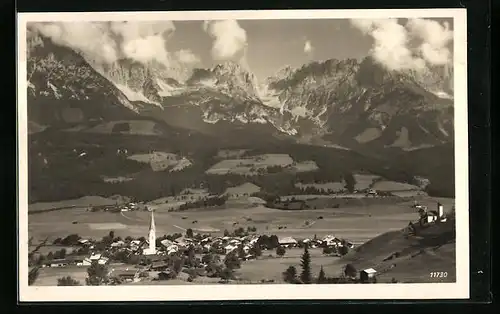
left=66, top=255, right=92, bottom=266
left=115, top=269, right=140, bottom=282
left=322, top=235, right=340, bottom=247
left=150, top=260, right=169, bottom=271
left=78, top=239, right=91, bottom=246
left=45, top=259, right=70, bottom=268
left=224, top=183, right=261, bottom=199
left=426, top=210, right=439, bottom=223
left=360, top=268, right=377, bottom=282
left=278, top=237, right=298, bottom=248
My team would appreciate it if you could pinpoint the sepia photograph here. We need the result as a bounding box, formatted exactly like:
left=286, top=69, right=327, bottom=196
left=17, top=9, right=469, bottom=301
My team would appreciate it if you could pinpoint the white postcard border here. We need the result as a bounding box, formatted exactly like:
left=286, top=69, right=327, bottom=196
left=17, top=8, right=469, bottom=301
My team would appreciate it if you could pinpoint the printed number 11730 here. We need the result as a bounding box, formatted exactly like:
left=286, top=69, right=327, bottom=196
left=430, top=272, right=448, bottom=278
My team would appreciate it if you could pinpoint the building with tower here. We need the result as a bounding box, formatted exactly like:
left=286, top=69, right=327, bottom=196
left=142, top=210, right=157, bottom=255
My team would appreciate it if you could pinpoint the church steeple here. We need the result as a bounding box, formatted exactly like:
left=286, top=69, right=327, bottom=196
left=149, top=210, right=156, bottom=233
left=144, top=210, right=157, bottom=255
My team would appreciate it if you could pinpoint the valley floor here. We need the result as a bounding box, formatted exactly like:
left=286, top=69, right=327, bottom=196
left=27, top=195, right=456, bottom=285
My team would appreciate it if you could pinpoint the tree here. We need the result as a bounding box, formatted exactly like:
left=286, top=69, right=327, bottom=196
left=172, top=256, right=185, bottom=276
left=85, top=261, right=110, bottom=286
left=202, top=253, right=215, bottom=264
left=317, top=266, right=327, bottom=284
left=300, top=246, right=312, bottom=284
left=46, top=251, right=54, bottom=260
left=186, top=228, right=194, bottom=238
left=249, top=244, right=262, bottom=257
left=344, top=263, right=357, bottom=278
left=28, top=267, right=40, bottom=286
left=269, top=235, right=279, bottom=249
left=109, top=231, right=115, bottom=239
left=60, top=234, right=81, bottom=246
left=282, top=266, right=297, bottom=283
left=224, top=252, right=241, bottom=269
left=344, top=172, right=356, bottom=193
left=220, top=267, right=234, bottom=283
left=276, top=246, right=286, bottom=257
left=54, top=248, right=66, bottom=259
left=338, top=245, right=349, bottom=256
left=223, top=229, right=230, bottom=237
left=323, top=246, right=334, bottom=255
left=57, top=276, right=81, bottom=286
left=237, top=245, right=246, bottom=259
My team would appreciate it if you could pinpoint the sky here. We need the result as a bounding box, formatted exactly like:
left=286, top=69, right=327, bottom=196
left=28, top=18, right=453, bottom=82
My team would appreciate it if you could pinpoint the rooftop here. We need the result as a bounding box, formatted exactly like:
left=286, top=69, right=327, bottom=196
left=362, top=268, right=377, bottom=274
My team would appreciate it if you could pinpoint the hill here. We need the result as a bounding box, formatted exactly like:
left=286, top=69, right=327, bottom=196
left=339, top=218, right=456, bottom=283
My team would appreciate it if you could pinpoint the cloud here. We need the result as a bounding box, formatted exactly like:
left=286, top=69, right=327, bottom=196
left=304, top=40, right=314, bottom=54
left=29, top=21, right=176, bottom=66
left=31, top=22, right=119, bottom=64
left=406, top=18, right=453, bottom=65
left=202, top=20, right=247, bottom=61
left=175, top=49, right=200, bottom=64
left=349, top=18, right=453, bottom=72
left=350, top=19, right=426, bottom=71
left=110, top=21, right=175, bottom=65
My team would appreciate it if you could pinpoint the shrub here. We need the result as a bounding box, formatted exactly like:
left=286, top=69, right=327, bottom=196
left=282, top=266, right=298, bottom=283
left=276, top=246, right=286, bottom=257
left=57, top=276, right=80, bottom=286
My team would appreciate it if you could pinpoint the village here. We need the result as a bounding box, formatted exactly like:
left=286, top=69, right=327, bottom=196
left=28, top=206, right=358, bottom=285
left=29, top=198, right=453, bottom=286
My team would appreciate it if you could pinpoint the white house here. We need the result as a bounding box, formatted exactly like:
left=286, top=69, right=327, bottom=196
left=78, top=239, right=90, bottom=246
left=160, top=239, right=175, bottom=248
left=111, top=240, right=126, bottom=248
left=322, top=235, right=340, bottom=247
left=224, top=244, right=238, bottom=254
left=278, top=237, right=298, bottom=247
left=89, top=253, right=102, bottom=261
left=426, top=210, right=439, bottom=223
left=77, top=258, right=92, bottom=267
left=360, top=268, right=377, bottom=282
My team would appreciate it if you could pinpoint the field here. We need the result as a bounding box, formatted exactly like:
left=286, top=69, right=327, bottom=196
left=102, top=176, right=135, bottom=183
left=353, top=174, right=381, bottom=190
left=237, top=248, right=341, bottom=283
left=205, top=154, right=318, bottom=175
left=84, top=120, right=163, bottom=136
left=28, top=195, right=130, bottom=213
left=295, top=182, right=345, bottom=192
left=28, top=195, right=453, bottom=244
left=127, top=152, right=193, bottom=172
left=372, top=180, right=421, bottom=191
left=33, top=263, right=142, bottom=286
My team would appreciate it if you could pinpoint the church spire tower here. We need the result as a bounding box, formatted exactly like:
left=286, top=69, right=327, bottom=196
left=144, top=210, right=157, bottom=255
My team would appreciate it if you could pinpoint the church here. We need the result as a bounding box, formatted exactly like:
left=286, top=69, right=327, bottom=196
left=142, top=210, right=157, bottom=255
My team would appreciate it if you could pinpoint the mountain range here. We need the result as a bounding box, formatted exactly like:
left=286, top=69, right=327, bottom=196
left=25, top=31, right=455, bottom=202
left=26, top=31, right=454, bottom=151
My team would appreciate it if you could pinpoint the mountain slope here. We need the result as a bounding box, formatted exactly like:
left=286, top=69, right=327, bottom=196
left=26, top=32, right=141, bottom=130
left=264, top=57, right=454, bottom=149
left=120, top=57, right=454, bottom=150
